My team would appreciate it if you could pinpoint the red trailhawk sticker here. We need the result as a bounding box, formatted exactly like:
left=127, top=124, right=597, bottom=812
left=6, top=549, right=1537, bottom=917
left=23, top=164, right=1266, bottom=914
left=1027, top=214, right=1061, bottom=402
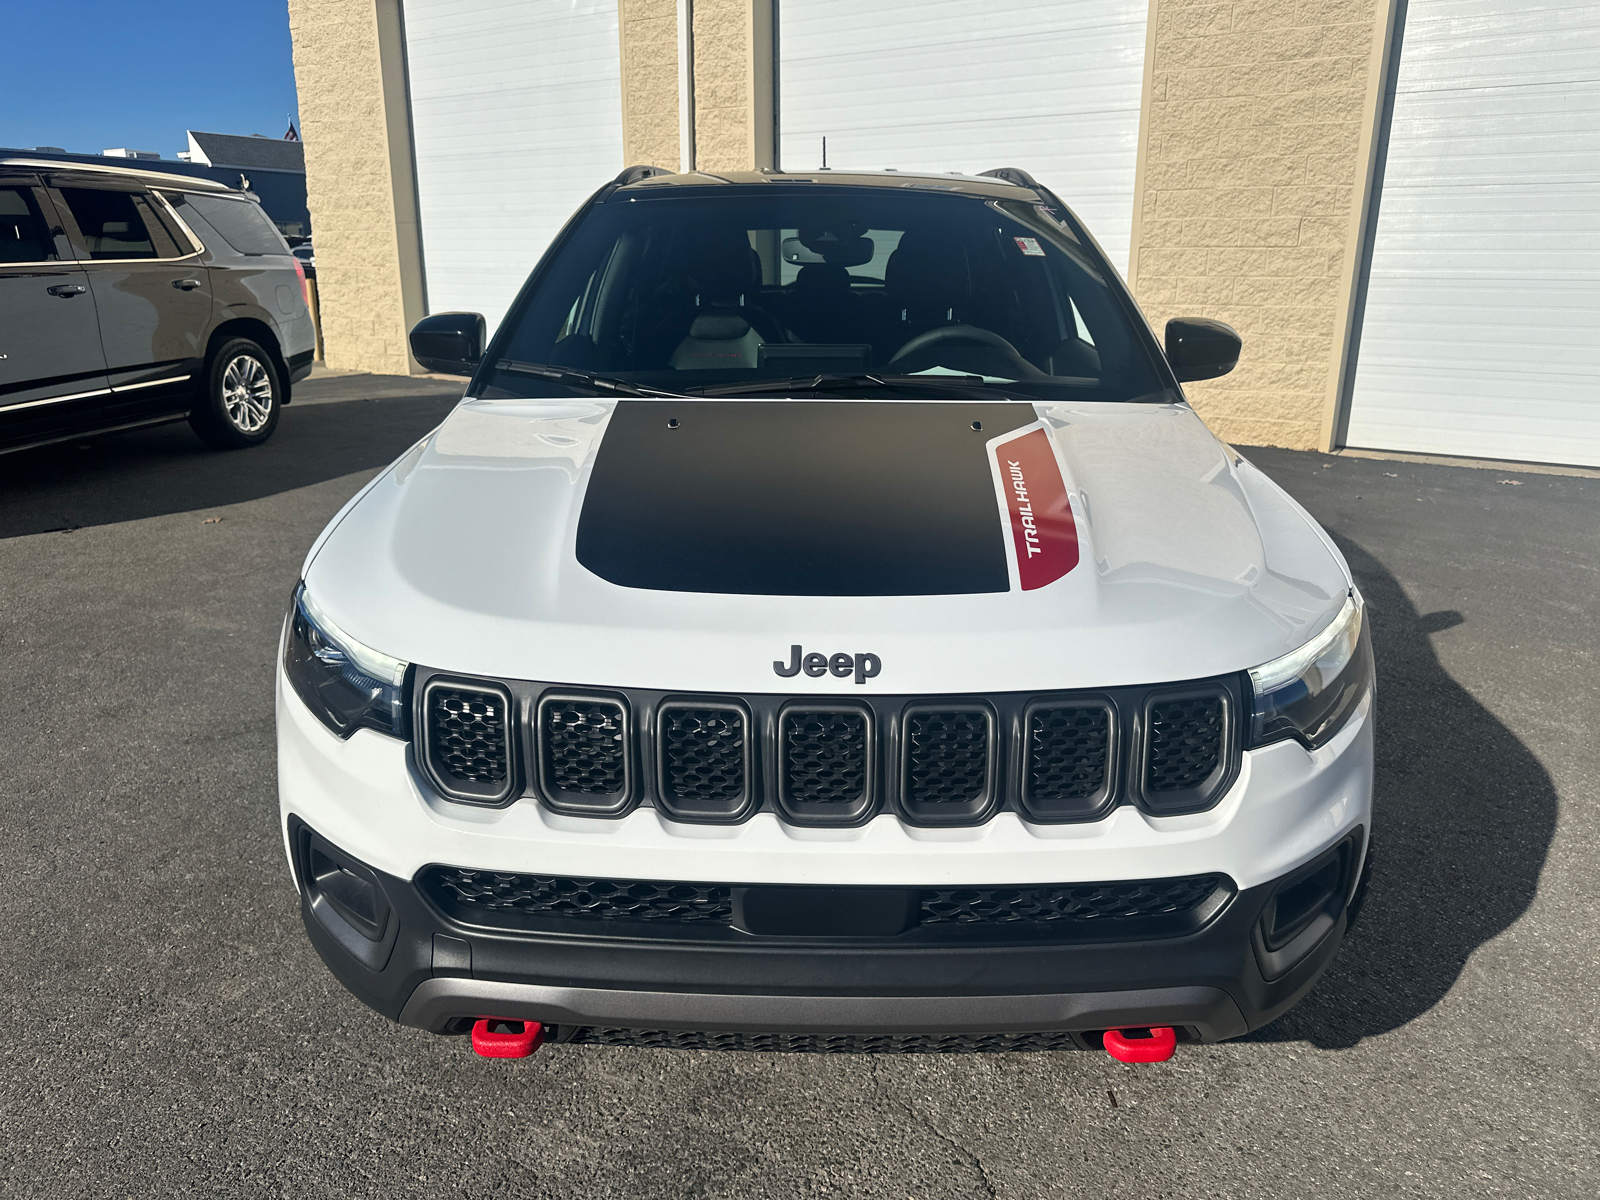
left=992, top=427, right=1078, bottom=590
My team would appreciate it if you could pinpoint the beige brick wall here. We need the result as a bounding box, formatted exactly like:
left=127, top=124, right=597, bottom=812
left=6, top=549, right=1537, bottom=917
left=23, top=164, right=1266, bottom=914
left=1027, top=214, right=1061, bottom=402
left=287, top=0, right=424, bottom=375
left=1130, top=0, right=1395, bottom=449
left=693, top=0, right=775, bottom=172
left=619, top=0, right=681, bottom=170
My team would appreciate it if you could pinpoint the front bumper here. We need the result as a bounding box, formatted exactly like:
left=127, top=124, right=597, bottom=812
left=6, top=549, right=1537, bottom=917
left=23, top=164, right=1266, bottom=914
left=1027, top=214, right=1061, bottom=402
left=279, top=667, right=1373, bottom=1046
left=292, top=816, right=1362, bottom=1045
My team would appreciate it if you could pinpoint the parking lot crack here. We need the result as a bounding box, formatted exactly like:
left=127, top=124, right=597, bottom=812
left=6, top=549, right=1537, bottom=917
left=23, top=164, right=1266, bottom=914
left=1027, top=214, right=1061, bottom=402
left=871, top=1061, right=1000, bottom=1199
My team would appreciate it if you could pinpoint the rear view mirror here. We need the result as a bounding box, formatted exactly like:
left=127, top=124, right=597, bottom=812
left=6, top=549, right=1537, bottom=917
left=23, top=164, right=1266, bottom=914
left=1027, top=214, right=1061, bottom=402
left=410, top=311, right=485, bottom=375
left=781, top=235, right=874, bottom=267
left=1165, top=317, right=1241, bottom=383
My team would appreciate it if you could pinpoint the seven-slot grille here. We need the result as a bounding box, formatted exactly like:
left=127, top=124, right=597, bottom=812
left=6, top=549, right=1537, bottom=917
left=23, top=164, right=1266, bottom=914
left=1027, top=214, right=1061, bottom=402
left=414, top=675, right=1237, bottom=821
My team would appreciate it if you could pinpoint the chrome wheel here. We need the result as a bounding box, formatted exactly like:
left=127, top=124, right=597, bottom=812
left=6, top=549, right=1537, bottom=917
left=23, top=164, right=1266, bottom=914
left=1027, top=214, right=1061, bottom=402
left=221, top=354, right=274, bottom=432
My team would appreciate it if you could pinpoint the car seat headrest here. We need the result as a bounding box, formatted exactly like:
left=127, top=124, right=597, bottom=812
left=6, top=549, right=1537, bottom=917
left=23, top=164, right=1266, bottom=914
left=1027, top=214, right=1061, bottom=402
left=793, top=263, right=851, bottom=297
left=886, top=231, right=971, bottom=315
left=686, top=232, right=758, bottom=303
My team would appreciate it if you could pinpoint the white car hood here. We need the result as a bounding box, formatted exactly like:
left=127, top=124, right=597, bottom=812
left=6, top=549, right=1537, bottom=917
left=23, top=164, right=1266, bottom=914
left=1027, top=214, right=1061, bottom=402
left=303, top=396, right=1350, bottom=694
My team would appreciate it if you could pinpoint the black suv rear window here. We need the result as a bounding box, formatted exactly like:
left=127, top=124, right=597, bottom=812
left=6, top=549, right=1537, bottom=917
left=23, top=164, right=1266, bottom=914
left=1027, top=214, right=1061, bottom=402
left=0, top=187, right=55, bottom=263
left=56, top=187, right=158, bottom=259
left=182, top=194, right=287, bottom=256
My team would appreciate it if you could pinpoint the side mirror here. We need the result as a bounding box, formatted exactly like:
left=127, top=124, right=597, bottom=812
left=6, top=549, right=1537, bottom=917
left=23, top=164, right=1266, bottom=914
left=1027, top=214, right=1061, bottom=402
left=410, top=311, right=485, bottom=375
left=1165, top=317, right=1241, bottom=383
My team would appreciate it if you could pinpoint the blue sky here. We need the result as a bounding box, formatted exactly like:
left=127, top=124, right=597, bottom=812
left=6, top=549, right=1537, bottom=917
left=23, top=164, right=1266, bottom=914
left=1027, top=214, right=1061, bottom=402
left=0, top=0, right=299, bottom=158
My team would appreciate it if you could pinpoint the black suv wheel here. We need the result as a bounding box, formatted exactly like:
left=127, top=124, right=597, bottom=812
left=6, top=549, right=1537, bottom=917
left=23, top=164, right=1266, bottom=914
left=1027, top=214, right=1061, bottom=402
left=191, top=337, right=282, bottom=449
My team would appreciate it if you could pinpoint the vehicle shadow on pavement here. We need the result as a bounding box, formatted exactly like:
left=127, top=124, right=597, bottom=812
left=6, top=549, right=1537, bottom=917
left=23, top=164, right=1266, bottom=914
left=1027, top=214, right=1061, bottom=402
left=0, top=388, right=461, bottom=540
left=1248, top=536, right=1557, bottom=1049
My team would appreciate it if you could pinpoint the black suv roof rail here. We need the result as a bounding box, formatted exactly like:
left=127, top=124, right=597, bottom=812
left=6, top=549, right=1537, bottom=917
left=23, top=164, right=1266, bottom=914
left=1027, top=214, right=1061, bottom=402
left=979, top=167, right=1044, bottom=191
left=614, top=164, right=674, bottom=185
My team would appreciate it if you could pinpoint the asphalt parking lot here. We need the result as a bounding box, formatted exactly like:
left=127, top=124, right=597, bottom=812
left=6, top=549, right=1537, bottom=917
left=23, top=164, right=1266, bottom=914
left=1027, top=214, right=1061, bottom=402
left=1, top=373, right=1595, bottom=1198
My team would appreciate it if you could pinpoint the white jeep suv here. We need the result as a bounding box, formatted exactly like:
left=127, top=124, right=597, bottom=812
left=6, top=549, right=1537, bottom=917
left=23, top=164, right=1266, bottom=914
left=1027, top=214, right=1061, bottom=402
left=277, top=165, right=1373, bottom=1060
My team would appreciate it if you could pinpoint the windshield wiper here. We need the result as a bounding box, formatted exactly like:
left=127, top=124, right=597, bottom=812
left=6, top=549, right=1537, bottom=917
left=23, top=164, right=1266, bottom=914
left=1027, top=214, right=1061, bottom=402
left=494, top=360, right=688, bottom=398
left=687, top=373, right=1020, bottom=398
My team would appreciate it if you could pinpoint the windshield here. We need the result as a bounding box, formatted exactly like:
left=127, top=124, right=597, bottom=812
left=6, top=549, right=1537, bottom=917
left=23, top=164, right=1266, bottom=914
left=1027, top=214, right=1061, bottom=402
left=480, top=187, right=1170, bottom=401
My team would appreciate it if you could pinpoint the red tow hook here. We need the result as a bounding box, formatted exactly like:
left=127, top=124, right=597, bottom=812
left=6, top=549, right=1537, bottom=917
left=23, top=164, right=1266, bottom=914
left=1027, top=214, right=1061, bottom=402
left=470, top=1018, right=545, bottom=1058
left=1101, top=1026, right=1177, bottom=1063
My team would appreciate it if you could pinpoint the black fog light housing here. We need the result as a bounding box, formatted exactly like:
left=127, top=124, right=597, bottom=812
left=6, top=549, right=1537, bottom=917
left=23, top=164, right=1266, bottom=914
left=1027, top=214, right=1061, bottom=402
left=1253, top=832, right=1362, bottom=981
left=292, top=820, right=398, bottom=971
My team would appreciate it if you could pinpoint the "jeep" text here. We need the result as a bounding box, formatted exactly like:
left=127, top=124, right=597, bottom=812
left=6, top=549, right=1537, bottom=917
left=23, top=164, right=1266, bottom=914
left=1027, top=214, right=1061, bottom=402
left=773, top=646, right=882, bottom=685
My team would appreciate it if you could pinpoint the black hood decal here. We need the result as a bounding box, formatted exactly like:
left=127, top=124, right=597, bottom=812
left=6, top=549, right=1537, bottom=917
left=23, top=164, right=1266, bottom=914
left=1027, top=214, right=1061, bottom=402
left=576, top=400, right=1038, bottom=596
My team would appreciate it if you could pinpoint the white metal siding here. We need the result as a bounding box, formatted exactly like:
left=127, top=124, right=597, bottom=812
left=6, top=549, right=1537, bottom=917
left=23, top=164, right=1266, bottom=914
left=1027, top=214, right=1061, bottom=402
left=1346, top=0, right=1600, bottom=466
left=777, top=0, right=1148, bottom=273
left=404, top=0, right=623, bottom=334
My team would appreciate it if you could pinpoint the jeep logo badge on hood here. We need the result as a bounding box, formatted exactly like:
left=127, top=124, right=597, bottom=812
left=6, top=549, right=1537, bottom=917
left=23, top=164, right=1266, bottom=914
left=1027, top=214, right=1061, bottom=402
left=774, top=645, right=882, bottom=685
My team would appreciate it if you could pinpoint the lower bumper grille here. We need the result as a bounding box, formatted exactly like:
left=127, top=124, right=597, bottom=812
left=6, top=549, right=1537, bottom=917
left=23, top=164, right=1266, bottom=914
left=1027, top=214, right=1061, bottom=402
left=419, top=866, right=1231, bottom=939
left=565, top=1028, right=1085, bottom=1053
left=426, top=868, right=733, bottom=923
left=920, top=876, right=1225, bottom=925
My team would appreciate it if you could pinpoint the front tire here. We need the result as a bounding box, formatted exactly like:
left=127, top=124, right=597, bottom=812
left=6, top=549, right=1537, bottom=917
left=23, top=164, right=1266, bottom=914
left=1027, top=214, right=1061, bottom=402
left=191, top=338, right=282, bottom=449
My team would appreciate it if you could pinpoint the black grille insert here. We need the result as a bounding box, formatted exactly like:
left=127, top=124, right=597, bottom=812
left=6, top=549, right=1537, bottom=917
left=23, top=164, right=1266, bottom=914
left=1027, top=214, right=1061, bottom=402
left=566, top=1028, right=1085, bottom=1053
left=920, top=874, right=1226, bottom=925
left=778, top=705, right=874, bottom=823
left=422, top=867, right=733, bottom=926
left=1148, top=696, right=1223, bottom=792
left=537, top=695, right=631, bottom=815
left=1022, top=701, right=1114, bottom=820
left=901, top=706, right=994, bottom=822
left=657, top=702, right=751, bottom=820
left=422, top=681, right=514, bottom=804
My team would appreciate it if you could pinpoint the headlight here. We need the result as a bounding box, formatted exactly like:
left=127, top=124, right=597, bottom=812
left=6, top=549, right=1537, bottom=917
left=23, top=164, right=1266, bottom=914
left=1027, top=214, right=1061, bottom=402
left=1247, top=590, right=1372, bottom=750
left=283, top=583, right=409, bottom=739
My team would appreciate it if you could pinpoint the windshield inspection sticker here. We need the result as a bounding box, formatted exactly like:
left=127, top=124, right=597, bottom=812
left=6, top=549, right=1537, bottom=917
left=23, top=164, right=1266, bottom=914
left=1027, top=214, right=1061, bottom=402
left=1013, top=236, right=1046, bottom=257
left=989, top=427, right=1078, bottom=590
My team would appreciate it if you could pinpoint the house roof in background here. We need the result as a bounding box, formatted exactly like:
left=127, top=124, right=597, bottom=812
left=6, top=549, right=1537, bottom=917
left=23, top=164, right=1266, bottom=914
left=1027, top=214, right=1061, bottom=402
left=187, top=130, right=304, bottom=173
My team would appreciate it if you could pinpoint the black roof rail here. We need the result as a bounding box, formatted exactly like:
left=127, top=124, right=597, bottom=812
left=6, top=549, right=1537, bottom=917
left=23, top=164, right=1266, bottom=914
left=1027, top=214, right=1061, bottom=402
left=979, top=167, right=1044, bottom=191
left=614, top=164, right=674, bottom=185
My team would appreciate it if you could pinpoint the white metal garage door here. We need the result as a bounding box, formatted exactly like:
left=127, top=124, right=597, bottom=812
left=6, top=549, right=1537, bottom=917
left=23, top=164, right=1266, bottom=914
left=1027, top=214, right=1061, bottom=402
left=777, top=0, right=1148, bottom=273
left=404, top=0, right=623, bottom=333
left=1346, top=0, right=1600, bottom=467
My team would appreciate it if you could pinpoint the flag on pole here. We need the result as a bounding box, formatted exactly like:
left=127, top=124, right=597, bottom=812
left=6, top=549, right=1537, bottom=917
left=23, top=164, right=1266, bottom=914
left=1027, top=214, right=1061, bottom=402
left=284, top=120, right=300, bottom=142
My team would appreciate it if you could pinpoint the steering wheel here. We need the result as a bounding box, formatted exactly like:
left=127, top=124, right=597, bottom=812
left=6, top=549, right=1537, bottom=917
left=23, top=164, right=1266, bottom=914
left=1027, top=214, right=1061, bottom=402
left=885, top=324, right=1048, bottom=380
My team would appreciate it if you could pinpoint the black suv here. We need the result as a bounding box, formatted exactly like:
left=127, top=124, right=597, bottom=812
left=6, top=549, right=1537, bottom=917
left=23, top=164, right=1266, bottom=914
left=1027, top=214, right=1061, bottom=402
left=0, top=159, right=315, bottom=454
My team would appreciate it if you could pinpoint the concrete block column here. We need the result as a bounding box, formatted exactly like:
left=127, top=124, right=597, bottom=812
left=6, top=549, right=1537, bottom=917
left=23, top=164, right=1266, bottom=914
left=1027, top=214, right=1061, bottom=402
left=287, top=0, right=426, bottom=375
left=1128, top=0, right=1399, bottom=450
left=619, top=0, right=684, bottom=170
left=691, top=0, right=776, bottom=173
